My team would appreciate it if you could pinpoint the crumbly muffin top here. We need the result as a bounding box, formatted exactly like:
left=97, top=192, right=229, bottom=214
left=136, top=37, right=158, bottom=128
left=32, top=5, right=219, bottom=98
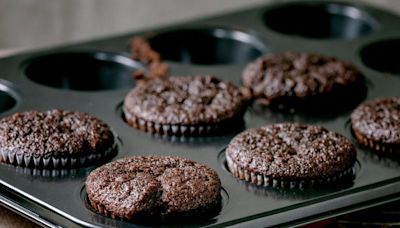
left=242, top=52, right=363, bottom=104
left=123, top=76, right=245, bottom=125
left=86, top=155, right=221, bottom=220
left=226, top=123, right=356, bottom=179
left=0, top=109, right=114, bottom=157
left=351, top=97, right=400, bottom=144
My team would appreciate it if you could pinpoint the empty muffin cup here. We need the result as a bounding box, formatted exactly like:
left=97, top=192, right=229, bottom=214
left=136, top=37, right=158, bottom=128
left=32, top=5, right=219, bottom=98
left=263, top=2, right=378, bottom=39
left=148, top=28, right=266, bottom=65
left=24, top=51, right=145, bottom=91
left=360, top=39, right=400, bottom=75
left=0, top=80, right=18, bottom=113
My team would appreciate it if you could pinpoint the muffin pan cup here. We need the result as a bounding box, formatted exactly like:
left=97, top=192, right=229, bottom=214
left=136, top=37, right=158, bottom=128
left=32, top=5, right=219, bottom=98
left=23, top=51, right=145, bottom=91
left=262, top=1, right=379, bottom=39
left=1, top=0, right=400, bottom=227
left=147, top=27, right=266, bottom=65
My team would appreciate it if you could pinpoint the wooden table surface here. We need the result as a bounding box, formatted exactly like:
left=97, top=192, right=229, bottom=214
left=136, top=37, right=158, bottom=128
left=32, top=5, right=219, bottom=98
left=0, top=206, right=40, bottom=228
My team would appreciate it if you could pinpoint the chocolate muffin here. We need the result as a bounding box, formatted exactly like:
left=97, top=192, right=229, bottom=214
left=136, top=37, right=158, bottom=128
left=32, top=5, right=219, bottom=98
left=85, top=155, right=221, bottom=221
left=123, top=75, right=246, bottom=136
left=0, top=110, right=116, bottom=168
left=351, top=97, right=400, bottom=154
left=226, top=123, right=357, bottom=188
left=242, top=52, right=364, bottom=109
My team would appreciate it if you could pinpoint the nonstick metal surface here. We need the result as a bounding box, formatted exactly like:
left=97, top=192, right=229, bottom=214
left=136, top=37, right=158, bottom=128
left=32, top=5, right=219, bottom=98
left=0, top=1, right=400, bottom=227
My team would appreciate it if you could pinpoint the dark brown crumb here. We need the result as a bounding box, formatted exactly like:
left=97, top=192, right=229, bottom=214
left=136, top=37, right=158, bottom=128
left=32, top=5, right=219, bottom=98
left=130, top=36, right=161, bottom=64
left=132, top=70, right=146, bottom=81
left=130, top=36, right=169, bottom=80
left=148, top=61, right=168, bottom=79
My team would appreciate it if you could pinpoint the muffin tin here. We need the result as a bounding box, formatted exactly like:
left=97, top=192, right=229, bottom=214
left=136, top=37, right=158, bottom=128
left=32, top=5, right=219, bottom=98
left=0, top=0, right=400, bottom=227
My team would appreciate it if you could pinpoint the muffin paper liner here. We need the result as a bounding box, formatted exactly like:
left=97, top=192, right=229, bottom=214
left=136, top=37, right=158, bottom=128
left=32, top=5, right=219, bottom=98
left=226, top=154, right=356, bottom=189
left=15, top=166, right=80, bottom=178
left=353, top=128, right=399, bottom=154
left=87, top=191, right=222, bottom=222
left=0, top=142, right=117, bottom=169
left=124, top=107, right=243, bottom=136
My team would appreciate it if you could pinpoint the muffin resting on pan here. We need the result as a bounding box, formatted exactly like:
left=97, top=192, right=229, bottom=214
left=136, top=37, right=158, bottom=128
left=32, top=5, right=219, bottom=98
left=0, top=109, right=116, bottom=168
left=242, top=52, right=365, bottom=110
left=86, top=155, right=221, bottom=221
left=123, top=75, right=246, bottom=136
left=226, top=123, right=357, bottom=188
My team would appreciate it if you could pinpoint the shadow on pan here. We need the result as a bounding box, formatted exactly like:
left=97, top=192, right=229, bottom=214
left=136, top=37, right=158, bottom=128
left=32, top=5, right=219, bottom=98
left=249, top=81, right=368, bottom=122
